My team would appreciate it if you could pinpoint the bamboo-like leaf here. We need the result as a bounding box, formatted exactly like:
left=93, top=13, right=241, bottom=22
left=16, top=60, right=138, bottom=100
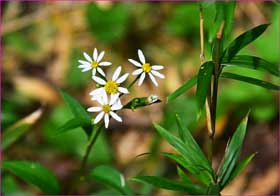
left=196, top=61, right=214, bottom=111
left=2, top=161, right=60, bottom=194
left=217, top=113, right=249, bottom=187
left=167, top=75, right=197, bottom=103
left=223, top=24, right=270, bottom=61
left=220, top=72, right=279, bottom=91
left=90, top=165, right=133, bottom=195
left=177, top=167, right=192, bottom=184
left=132, top=176, right=205, bottom=195
left=2, top=108, right=43, bottom=150
left=221, top=55, right=279, bottom=77
left=54, top=118, right=83, bottom=136
left=154, top=124, right=214, bottom=186
left=222, top=153, right=256, bottom=188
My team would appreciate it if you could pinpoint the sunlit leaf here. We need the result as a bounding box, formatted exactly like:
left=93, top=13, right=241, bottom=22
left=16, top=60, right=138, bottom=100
left=154, top=124, right=214, bottom=186
left=217, top=113, right=249, bottom=187
left=221, top=55, right=279, bottom=77
left=222, top=153, right=256, bottom=188
left=90, top=165, right=133, bottom=195
left=222, top=24, right=270, bottom=61
left=132, top=176, right=205, bottom=195
left=2, top=108, right=43, bottom=150
left=220, top=72, right=279, bottom=91
left=196, top=61, right=214, bottom=111
left=2, top=161, right=60, bottom=194
left=167, top=75, right=197, bottom=103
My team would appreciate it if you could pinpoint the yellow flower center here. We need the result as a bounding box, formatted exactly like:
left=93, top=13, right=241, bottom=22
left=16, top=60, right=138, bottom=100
left=91, top=61, right=99, bottom=68
left=104, top=80, right=118, bottom=94
left=102, top=104, right=111, bottom=113
left=142, top=63, right=151, bottom=73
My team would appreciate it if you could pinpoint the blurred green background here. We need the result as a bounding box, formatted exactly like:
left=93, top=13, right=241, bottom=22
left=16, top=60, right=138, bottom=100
left=1, top=1, right=279, bottom=195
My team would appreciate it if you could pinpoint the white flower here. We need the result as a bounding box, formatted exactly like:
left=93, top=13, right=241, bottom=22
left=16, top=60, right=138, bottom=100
left=78, top=48, right=112, bottom=76
left=90, top=66, right=129, bottom=101
left=87, top=93, right=122, bottom=128
left=128, top=49, right=165, bottom=86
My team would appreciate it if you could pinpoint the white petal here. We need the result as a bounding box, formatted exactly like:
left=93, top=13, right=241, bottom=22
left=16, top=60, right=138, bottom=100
left=111, top=101, right=122, bottom=110
left=78, top=60, right=91, bottom=66
left=138, top=49, right=146, bottom=64
left=83, top=52, right=92, bottom=62
left=104, top=113, right=110, bottom=128
left=118, top=87, right=129, bottom=94
left=132, top=68, right=143, bottom=75
left=101, top=92, right=108, bottom=105
left=92, top=68, right=96, bottom=76
left=97, top=51, right=105, bottom=62
left=128, top=59, right=142, bottom=67
left=93, top=48, right=98, bottom=61
left=110, top=93, right=120, bottom=105
left=110, top=111, right=122, bottom=122
left=78, top=64, right=90, bottom=68
left=94, top=112, right=104, bottom=124
left=152, top=65, right=164, bottom=70
left=116, top=73, right=129, bottom=84
left=87, top=107, right=102, bottom=112
left=151, top=70, right=165, bottom=79
left=97, top=67, right=106, bottom=77
left=149, top=73, right=158, bottom=86
left=90, top=87, right=104, bottom=97
left=99, top=61, right=112, bottom=66
left=92, top=76, right=106, bottom=85
left=138, top=73, right=146, bottom=86
left=112, top=66, right=122, bottom=81
left=82, top=67, right=92, bottom=72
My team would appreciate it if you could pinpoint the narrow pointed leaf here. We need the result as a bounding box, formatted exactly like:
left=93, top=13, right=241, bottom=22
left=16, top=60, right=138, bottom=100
left=90, top=165, right=133, bottom=195
left=177, top=167, right=192, bottom=184
left=167, top=75, right=197, bottom=102
left=2, top=161, right=60, bottom=194
left=222, top=153, right=256, bottom=188
left=54, top=118, right=82, bottom=136
left=154, top=124, right=214, bottom=185
left=217, top=113, right=249, bottom=187
left=220, top=72, right=279, bottom=91
left=221, top=55, right=279, bottom=77
left=196, top=61, right=214, bottom=111
left=223, top=24, right=270, bottom=61
left=132, top=176, right=205, bottom=195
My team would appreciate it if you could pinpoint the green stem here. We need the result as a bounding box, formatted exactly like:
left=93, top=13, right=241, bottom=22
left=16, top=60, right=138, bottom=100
left=80, top=124, right=103, bottom=170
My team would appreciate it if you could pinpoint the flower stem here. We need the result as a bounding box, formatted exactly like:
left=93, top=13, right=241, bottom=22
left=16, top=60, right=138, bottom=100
left=80, top=124, right=103, bottom=170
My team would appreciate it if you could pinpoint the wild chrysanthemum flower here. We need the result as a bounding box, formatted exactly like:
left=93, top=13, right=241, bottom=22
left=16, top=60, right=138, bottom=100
left=128, top=49, right=165, bottom=86
left=78, top=48, right=112, bottom=76
left=90, top=66, right=129, bottom=101
left=87, top=93, right=122, bottom=128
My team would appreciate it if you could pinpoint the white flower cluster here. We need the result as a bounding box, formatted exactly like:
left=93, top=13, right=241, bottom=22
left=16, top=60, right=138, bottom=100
left=78, top=48, right=164, bottom=128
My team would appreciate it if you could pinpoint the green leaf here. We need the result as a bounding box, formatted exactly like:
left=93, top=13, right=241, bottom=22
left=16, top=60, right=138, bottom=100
left=223, top=24, right=270, bottom=61
left=2, top=161, right=60, bottom=194
left=220, top=72, right=279, bottom=91
left=154, top=124, right=214, bottom=186
left=2, top=108, right=42, bottom=151
left=123, top=96, right=161, bottom=110
left=132, top=176, right=205, bottom=195
left=60, top=91, right=92, bottom=135
left=222, top=153, right=256, bottom=188
left=85, top=3, right=129, bottom=43
left=54, top=118, right=82, bottom=136
left=221, top=55, right=279, bottom=77
left=217, top=113, right=249, bottom=188
left=167, top=75, right=197, bottom=103
left=177, top=167, right=192, bottom=184
left=207, top=183, right=221, bottom=195
left=90, top=165, right=133, bottom=195
left=196, top=61, right=214, bottom=111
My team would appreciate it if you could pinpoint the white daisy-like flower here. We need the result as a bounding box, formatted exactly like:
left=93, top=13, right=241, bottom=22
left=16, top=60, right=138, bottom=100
left=90, top=66, right=129, bottom=101
left=128, top=49, right=165, bottom=86
left=87, top=93, right=123, bottom=128
left=78, top=48, right=112, bottom=76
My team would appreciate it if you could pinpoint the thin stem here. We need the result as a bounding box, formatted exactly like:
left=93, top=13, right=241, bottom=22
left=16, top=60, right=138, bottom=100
left=80, top=124, right=103, bottom=169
